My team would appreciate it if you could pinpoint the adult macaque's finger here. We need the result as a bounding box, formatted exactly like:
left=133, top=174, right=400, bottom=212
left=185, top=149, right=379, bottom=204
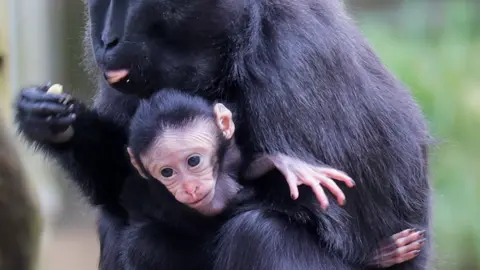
left=48, top=114, right=77, bottom=127
left=19, top=101, right=70, bottom=116
left=26, top=114, right=76, bottom=129
left=316, top=167, right=355, bottom=187
left=21, top=88, right=71, bottom=103
left=318, top=175, right=346, bottom=205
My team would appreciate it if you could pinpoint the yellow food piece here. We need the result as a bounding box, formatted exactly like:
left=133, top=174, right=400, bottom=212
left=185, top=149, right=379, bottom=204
left=47, top=84, right=63, bottom=94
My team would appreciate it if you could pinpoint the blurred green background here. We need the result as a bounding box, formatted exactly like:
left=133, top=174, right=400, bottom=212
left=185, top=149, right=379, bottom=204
left=355, top=1, right=480, bottom=268
left=0, top=0, right=479, bottom=269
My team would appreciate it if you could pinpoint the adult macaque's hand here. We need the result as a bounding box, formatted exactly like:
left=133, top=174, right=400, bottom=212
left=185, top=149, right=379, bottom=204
left=15, top=83, right=79, bottom=143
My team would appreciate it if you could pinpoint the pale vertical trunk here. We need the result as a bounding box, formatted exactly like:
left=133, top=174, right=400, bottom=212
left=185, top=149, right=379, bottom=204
left=5, top=2, right=65, bottom=269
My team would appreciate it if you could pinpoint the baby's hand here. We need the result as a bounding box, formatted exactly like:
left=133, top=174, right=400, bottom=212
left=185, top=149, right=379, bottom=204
left=267, top=154, right=355, bottom=209
left=368, top=228, right=425, bottom=268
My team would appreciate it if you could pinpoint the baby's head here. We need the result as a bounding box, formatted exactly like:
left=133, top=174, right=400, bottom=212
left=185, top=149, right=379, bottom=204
left=127, top=89, right=235, bottom=214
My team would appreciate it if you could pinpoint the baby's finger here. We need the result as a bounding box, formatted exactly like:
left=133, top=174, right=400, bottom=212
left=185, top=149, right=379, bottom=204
left=316, top=167, right=355, bottom=187
left=378, top=239, right=424, bottom=266
left=300, top=173, right=329, bottom=209
left=277, top=167, right=300, bottom=200
left=396, top=250, right=421, bottom=264
left=318, top=175, right=346, bottom=205
left=381, top=250, right=420, bottom=266
left=379, top=229, right=419, bottom=255
left=391, top=229, right=416, bottom=242
left=395, top=230, right=425, bottom=247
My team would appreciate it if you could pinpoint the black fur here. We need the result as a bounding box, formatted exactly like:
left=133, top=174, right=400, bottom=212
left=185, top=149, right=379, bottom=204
left=128, top=89, right=220, bottom=156
left=118, top=174, right=220, bottom=270
left=115, top=89, right=235, bottom=270
left=14, top=0, right=431, bottom=269
left=128, top=89, right=231, bottom=181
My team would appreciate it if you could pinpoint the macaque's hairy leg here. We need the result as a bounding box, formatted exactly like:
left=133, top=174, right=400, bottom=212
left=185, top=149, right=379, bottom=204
left=245, top=154, right=355, bottom=209
left=368, top=229, right=426, bottom=268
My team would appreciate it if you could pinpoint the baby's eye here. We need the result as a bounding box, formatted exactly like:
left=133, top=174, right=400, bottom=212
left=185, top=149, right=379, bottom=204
left=187, top=155, right=201, bottom=167
left=160, top=168, right=174, bottom=178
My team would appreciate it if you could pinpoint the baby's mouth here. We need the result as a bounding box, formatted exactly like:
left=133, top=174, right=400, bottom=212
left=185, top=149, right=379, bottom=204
left=190, top=190, right=213, bottom=207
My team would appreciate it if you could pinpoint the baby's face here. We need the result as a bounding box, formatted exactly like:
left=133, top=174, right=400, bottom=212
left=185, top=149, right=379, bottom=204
left=141, top=121, right=220, bottom=210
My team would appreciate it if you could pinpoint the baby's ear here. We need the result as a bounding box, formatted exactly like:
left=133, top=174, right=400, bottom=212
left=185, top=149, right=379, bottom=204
left=127, top=147, right=148, bottom=179
left=213, top=103, right=235, bottom=139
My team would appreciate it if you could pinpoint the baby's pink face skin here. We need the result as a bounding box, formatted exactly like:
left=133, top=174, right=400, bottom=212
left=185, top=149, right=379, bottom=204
left=140, top=120, right=221, bottom=214
left=128, top=103, right=237, bottom=215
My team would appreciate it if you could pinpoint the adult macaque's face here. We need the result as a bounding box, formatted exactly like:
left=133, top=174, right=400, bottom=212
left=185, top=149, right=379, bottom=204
left=141, top=121, right=219, bottom=209
left=85, top=0, right=228, bottom=97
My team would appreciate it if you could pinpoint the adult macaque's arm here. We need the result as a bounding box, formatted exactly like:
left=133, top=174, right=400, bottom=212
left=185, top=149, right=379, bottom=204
left=15, top=84, right=138, bottom=206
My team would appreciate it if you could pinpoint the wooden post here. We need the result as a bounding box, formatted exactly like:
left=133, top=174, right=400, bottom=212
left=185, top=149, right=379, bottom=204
left=4, top=1, right=67, bottom=268
left=0, top=3, right=42, bottom=270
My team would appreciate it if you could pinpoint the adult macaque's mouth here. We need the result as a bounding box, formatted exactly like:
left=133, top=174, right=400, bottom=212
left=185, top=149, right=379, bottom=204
left=105, top=69, right=129, bottom=84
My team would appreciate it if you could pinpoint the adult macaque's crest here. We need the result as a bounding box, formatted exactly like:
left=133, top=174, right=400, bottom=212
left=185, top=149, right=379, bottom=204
left=213, top=103, right=235, bottom=139
left=127, top=147, right=148, bottom=179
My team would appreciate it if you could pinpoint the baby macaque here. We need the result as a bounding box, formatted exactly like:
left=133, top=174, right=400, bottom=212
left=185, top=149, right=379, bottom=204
left=126, top=89, right=425, bottom=267
left=127, top=90, right=354, bottom=215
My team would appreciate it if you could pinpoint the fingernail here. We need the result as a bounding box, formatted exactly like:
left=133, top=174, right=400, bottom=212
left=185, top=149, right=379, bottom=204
left=417, top=230, right=425, bottom=237
left=407, top=228, right=417, bottom=233
left=413, top=250, right=421, bottom=255
left=416, top=238, right=426, bottom=246
left=71, top=113, right=77, bottom=120
left=350, top=179, right=356, bottom=186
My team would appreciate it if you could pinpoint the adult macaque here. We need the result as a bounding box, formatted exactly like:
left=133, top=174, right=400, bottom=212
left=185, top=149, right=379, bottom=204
left=15, top=0, right=432, bottom=268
